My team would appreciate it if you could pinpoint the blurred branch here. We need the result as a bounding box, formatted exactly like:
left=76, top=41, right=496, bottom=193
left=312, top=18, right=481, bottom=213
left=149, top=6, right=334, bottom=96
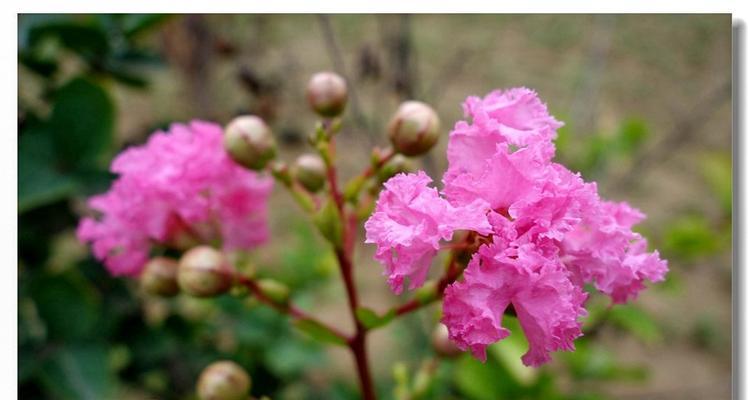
left=317, top=15, right=373, bottom=140
left=234, top=273, right=349, bottom=341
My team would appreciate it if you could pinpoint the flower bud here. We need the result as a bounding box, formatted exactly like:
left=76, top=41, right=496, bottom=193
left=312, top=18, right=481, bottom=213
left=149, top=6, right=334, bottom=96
left=293, top=153, right=327, bottom=192
left=387, top=101, right=440, bottom=156
left=257, top=278, right=290, bottom=305
left=377, top=154, right=412, bottom=183
left=197, top=360, right=251, bottom=400
left=306, top=72, right=348, bottom=118
left=224, top=115, right=276, bottom=170
left=141, top=257, right=180, bottom=297
left=178, top=246, right=233, bottom=297
left=431, top=323, right=461, bottom=358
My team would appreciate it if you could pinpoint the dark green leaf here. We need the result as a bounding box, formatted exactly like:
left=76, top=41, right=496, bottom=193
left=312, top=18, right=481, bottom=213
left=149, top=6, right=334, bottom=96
left=28, top=21, right=110, bottom=60
left=49, top=77, right=114, bottom=168
left=38, top=343, right=118, bottom=400
left=30, top=274, right=100, bottom=341
left=18, top=131, right=78, bottom=213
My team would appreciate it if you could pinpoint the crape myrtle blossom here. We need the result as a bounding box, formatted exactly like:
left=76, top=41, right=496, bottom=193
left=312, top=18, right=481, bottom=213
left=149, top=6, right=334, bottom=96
left=77, top=121, right=273, bottom=276
left=364, top=87, right=667, bottom=366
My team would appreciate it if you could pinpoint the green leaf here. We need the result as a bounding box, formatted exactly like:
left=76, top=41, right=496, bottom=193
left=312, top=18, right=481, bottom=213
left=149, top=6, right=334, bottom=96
left=699, top=152, right=732, bottom=216
left=608, top=305, right=662, bottom=344
left=120, top=14, right=170, bottom=39
left=615, top=118, right=649, bottom=155
left=28, top=21, right=110, bottom=60
left=293, top=319, right=346, bottom=346
left=355, top=307, right=395, bottom=330
left=662, top=215, right=720, bottom=261
left=454, top=355, right=520, bottom=400
left=19, top=131, right=79, bottom=213
left=49, top=77, right=114, bottom=168
left=30, top=274, right=100, bottom=341
left=489, top=317, right=538, bottom=385
left=312, top=200, right=343, bottom=248
left=38, top=343, right=118, bottom=400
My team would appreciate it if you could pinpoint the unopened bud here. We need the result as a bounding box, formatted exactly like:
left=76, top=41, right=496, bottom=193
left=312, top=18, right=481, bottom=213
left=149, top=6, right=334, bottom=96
left=377, top=154, right=412, bottom=183
left=432, top=323, right=461, bottom=358
left=257, top=278, right=290, bottom=305
left=224, top=115, right=276, bottom=170
left=306, top=72, right=348, bottom=118
left=197, top=360, right=251, bottom=400
left=293, top=153, right=327, bottom=192
left=387, top=101, right=440, bottom=156
left=141, top=257, right=180, bottom=297
left=178, top=246, right=233, bottom=297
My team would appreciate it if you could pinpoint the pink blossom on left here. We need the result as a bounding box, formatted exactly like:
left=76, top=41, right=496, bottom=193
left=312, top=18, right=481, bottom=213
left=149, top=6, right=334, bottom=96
left=77, top=120, right=273, bottom=276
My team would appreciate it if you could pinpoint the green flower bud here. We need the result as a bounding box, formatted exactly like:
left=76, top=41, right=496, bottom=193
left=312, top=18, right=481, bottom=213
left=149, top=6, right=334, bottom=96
left=387, top=101, right=440, bottom=156
left=178, top=246, right=233, bottom=298
left=141, top=257, right=180, bottom=297
left=224, top=115, right=276, bottom=170
left=257, top=278, right=290, bottom=305
left=431, top=323, right=461, bottom=358
left=306, top=72, right=348, bottom=118
left=377, top=154, right=412, bottom=183
left=293, top=153, right=327, bottom=192
left=197, top=360, right=251, bottom=400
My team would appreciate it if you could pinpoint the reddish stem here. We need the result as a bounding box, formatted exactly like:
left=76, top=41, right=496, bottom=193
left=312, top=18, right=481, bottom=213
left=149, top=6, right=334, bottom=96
left=323, top=131, right=377, bottom=400
left=235, top=274, right=348, bottom=341
left=360, top=147, right=396, bottom=180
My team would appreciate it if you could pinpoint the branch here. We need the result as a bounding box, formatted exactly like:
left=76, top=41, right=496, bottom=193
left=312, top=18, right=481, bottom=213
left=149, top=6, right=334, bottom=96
left=234, top=273, right=349, bottom=341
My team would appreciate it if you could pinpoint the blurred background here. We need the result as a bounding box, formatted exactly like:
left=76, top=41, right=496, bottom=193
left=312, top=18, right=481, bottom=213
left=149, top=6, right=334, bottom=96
left=18, top=14, right=732, bottom=400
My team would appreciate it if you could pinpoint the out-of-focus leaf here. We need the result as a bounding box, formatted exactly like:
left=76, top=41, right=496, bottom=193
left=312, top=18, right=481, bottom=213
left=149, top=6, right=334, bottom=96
left=28, top=21, right=109, bottom=60
left=30, top=274, right=100, bottom=341
left=120, top=14, right=170, bottom=39
left=313, top=200, right=343, bottom=248
left=454, top=354, right=519, bottom=400
left=489, top=317, right=538, bottom=385
left=662, top=215, right=720, bottom=261
left=700, top=152, right=732, bottom=216
left=293, top=319, right=346, bottom=346
left=48, top=77, right=114, bottom=168
left=563, top=341, right=647, bottom=382
left=356, top=307, right=395, bottom=330
left=37, top=343, right=118, bottom=400
left=608, top=305, right=662, bottom=344
left=615, top=118, right=649, bottom=155
left=264, top=337, right=325, bottom=377
left=19, top=132, right=78, bottom=213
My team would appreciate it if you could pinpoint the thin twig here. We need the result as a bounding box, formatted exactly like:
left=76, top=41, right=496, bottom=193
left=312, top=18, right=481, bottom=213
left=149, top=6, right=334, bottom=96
left=234, top=274, right=349, bottom=341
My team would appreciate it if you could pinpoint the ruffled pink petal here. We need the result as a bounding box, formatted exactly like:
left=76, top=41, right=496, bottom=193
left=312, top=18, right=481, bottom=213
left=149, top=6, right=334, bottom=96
left=442, top=244, right=586, bottom=366
left=364, top=172, right=491, bottom=293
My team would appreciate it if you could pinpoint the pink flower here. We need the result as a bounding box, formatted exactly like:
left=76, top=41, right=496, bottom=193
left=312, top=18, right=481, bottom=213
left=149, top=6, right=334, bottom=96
left=364, top=172, right=492, bottom=294
left=365, top=87, right=668, bottom=366
left=561, top=201, right=668, bottom=303
left=442, top=243, right=586, bottom=366
left=77, top=121, right=273, bottom=276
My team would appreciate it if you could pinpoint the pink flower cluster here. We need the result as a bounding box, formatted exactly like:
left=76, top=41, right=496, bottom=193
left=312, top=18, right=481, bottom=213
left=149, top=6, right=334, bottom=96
left=77, top=121, right=273, bottom=276
left=365, top=88, right=667, bottom=366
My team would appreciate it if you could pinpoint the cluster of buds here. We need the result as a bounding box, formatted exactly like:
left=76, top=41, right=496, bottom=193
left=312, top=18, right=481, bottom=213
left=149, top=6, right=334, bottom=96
left=139, top=246, right=233, bottom=298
